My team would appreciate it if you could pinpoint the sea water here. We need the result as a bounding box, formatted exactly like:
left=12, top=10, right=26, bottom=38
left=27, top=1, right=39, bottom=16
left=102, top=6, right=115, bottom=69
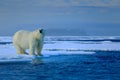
left=0, top=36, right=120, bottom=80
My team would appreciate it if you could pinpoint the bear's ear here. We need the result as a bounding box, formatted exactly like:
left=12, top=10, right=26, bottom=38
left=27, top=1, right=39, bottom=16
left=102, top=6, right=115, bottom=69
left=39, top=29, right=43, bottom=33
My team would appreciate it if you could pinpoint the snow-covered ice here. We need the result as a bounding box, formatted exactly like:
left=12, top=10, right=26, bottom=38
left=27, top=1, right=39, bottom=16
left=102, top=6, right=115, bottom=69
left=0, top=36, right=120, bottom=62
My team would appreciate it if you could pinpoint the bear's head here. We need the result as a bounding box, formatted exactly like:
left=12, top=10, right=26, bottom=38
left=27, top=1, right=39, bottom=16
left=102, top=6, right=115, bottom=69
left=35, top=29, right=45, bottom=40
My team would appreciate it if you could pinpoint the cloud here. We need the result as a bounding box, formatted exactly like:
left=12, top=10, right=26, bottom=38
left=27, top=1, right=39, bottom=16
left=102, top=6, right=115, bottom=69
left=0, top=0, right=119, bottom=17
left=1, top=0, right=120, bottom=8
left=32, top=0, right=120, bottom=8
left=80, top=0, right=120, bottom=7
left=0, top=0, right=120, bottom=13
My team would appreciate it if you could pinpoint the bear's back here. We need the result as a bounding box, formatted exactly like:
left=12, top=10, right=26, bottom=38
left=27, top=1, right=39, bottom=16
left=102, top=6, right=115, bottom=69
left=14, top=30, right=31, bottom=39
left=13, top=30, right=31, bottom=46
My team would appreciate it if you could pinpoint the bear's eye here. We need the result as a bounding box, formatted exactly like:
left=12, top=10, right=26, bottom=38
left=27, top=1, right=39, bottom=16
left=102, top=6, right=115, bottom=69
left=39, top=29, right=43, bottom=33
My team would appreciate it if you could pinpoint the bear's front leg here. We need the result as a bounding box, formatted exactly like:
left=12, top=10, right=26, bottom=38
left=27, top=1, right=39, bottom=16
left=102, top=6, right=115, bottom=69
left=36, top=42, right=43, bottom=56
left=29, top=45, right=36, bottom=55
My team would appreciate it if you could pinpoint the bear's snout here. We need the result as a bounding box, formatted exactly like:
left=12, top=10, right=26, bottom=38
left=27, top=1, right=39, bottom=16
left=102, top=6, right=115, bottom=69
left=39, top=29, right=43, bottom=33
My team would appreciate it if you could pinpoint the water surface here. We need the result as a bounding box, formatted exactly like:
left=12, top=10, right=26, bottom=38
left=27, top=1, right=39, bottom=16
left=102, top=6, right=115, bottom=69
left=0, top=51, right=120, bottom=80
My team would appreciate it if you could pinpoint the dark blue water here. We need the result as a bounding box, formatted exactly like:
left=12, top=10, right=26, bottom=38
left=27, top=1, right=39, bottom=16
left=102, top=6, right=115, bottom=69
left=0, top=51, right=120, bottom=80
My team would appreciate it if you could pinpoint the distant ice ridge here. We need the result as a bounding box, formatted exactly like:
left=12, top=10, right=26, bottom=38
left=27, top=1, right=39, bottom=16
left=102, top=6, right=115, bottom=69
left=0, top=36, right=12, bottom=42
left=1, top=36, right=120, bottom=42
left=45, top=36, right=120, bottom=41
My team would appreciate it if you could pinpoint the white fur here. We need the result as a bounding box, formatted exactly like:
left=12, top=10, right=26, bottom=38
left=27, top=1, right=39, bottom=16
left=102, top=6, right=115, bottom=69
left=13, top=29, right=44, bottom=56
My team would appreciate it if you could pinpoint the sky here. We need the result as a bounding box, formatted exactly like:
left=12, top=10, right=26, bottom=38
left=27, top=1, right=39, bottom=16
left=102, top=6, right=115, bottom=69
left=0, top=0, right=120, bottom=36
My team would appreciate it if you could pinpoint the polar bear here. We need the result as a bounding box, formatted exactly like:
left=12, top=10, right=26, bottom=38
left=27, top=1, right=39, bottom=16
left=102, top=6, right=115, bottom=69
left=13, top=29, right=45, bottom=56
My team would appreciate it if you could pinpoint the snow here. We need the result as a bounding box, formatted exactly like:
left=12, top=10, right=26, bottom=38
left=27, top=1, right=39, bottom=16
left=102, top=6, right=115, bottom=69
left=0, top=36, right=120, bottom=62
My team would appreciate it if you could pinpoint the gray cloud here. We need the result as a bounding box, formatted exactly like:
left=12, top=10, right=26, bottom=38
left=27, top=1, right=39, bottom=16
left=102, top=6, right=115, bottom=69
left=0, top=0, right=119, bottom=16
left=32, top=0, right=120, bottom=7
left=1, top=0, right=120, bottom=9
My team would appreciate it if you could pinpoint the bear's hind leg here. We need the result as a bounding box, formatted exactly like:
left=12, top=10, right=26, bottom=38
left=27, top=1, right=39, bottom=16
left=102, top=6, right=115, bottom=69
left=15, top=46, right=28, bottom=55
left=15, top=47, right=23, bottom=54
left=22, top=49, right=29, bottom=55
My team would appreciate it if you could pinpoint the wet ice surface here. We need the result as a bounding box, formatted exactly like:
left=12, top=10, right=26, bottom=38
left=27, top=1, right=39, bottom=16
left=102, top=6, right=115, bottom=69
left=0, top=36, right=120, bottom=80
left=0, top=52, right=120, bottom=80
